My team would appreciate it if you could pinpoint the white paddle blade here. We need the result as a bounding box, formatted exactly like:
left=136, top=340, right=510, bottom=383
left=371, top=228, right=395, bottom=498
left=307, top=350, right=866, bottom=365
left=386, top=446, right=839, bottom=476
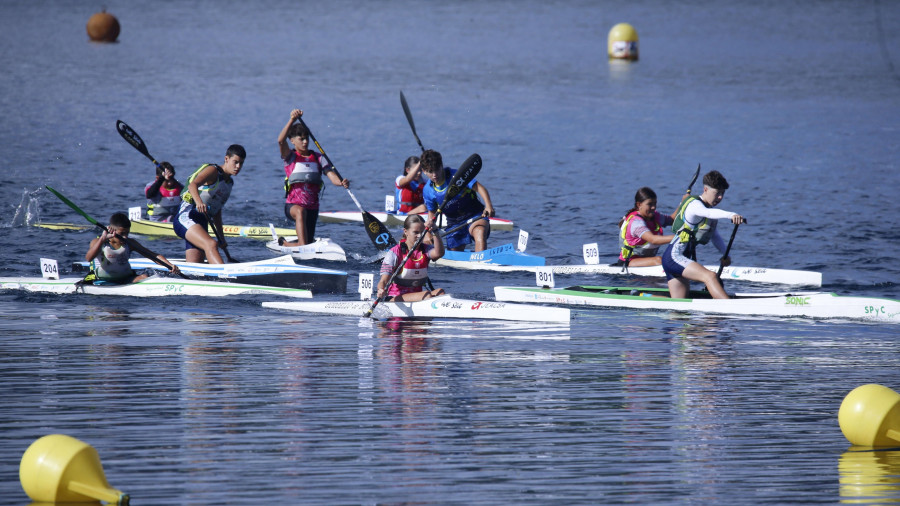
left=268, top=223, right=278, bottom=241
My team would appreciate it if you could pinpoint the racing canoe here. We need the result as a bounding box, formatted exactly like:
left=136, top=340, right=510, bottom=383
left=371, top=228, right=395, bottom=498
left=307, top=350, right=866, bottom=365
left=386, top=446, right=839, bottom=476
left=432, top=243, right=545, bottom=269
left=36, top=220, right=296, bottom=240
left=434, top=260, right=822, bottom=286
left=318, top=211, right=515, bottom=231
left=265, top=237, right=347, bottom=262
left=262, top=295, right=570, bottom=323
left=0, top=276, right=313, bottom=298
left=72, top=255, right=348, bottom=293
left=493, top=285, right=900, bottom=323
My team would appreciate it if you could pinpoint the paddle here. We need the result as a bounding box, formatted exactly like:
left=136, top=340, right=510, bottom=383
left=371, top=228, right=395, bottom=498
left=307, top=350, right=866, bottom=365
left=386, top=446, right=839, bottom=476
left=715, top=219, right=746, bottom=281
left=116, top=120, right=162, bottom=168
left=204, top=212, right=239, bottom=263
left=439, top=214, right=488, bottom=238
left=364, top=153, right=483, bottom=319
left=45, top=185, right=187, bottom=278
left=295, top=117, right=396, bottom=251
left=400, top=90, right=426, bottom=153
left=686, top=163, right=701, bottom=195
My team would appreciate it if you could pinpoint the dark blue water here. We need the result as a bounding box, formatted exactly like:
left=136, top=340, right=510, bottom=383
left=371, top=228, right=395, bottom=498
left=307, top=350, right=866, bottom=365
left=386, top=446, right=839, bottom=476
left=2, top=0, right=900, bottom=504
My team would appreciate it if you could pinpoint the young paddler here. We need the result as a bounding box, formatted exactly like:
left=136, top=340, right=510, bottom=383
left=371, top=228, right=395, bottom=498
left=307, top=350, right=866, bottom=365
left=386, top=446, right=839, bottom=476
left=85, top=212, right=180, bottom=283
left=376, top=215, right=445, bottom=302
left=662, top=170, right=746, bottom=299
left=617, top=187, right=676, bottom=267
left=173, top=144, right=246, bottom=263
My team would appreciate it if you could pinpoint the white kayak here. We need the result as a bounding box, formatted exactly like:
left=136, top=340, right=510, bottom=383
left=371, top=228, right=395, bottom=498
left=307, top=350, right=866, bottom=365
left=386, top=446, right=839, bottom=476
left=0, top=275, right=312, bottom=298
left=263, top=295, right=570, bottom=323
left=438, top=261, right=822, bottom=287
left=72, top=255, right=348, bottom=293
left=318, top=211, right=515, bottom=231
left=264, top=237, right=347, bottom=262
left=493, top=285, right=900, bottom=323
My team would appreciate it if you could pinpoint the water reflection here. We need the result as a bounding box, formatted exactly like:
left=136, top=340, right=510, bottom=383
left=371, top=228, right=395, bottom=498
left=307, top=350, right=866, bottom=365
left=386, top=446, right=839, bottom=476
left=839, top=447, right=900, bottom=503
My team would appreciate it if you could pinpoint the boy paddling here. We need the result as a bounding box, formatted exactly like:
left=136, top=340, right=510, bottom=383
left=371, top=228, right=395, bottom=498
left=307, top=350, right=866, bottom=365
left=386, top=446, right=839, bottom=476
left=662, top=170, right=746, bottom=299
left=85, top=213, right=180, bottom=283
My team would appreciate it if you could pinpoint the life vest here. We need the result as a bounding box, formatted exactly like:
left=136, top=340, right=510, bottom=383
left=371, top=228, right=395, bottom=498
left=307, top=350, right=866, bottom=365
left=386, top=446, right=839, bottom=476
left=395, top=176, right=424, bottom=213
left=182, top=164, right=233, bottom=216
left=283, top=151, right=325, bottom=196
left=390, top=242, right=430, bottom=287
left=147, top=182, right=183, bottom=220
left=672, top=195, right=717, bottom=245
left=619, top=210, right=664, bottom=260
left=92, top=242, right=134, bottom=282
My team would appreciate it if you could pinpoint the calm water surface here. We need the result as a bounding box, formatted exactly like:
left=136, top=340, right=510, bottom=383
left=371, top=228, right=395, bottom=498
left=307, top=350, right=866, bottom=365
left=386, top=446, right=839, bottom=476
left=2, top=0, right=900, bottom=504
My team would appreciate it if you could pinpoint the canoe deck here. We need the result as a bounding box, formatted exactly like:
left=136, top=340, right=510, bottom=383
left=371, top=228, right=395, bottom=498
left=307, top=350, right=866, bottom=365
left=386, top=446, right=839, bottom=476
left=264, top=237, right=347, bottom=262
left=263, top=295, right=570, bottom=323
left=0, top=276, right=313, bottom=298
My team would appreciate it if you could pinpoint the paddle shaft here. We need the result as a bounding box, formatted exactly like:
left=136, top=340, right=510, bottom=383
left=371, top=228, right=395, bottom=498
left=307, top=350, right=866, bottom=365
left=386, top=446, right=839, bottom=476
left=366, top=154, right=482, bottom=318
left=296, top=116, right=396, bottom=250
left=204, top=212, right=238, bottom=263
left=440, top=214, right=488, bottom=238
left=45, top=185, right=186, bottom=278
left=715, top=221, right=744, bottom=280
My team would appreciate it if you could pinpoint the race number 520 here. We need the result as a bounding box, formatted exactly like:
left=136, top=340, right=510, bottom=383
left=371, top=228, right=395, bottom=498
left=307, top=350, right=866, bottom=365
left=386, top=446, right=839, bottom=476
left=535, top=267, right=555, bottom=288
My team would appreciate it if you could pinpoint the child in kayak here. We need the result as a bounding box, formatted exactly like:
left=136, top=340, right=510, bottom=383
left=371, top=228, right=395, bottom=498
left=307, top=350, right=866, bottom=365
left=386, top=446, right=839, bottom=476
left=376, top=215, right=445, bottom=302
left=617, top=187, right=676, bottom=267
left=173, top=144, right=245, bottom=263
left=85, top=212, right=179, bottom=283
left=662, top=170, right=745, bottom=299
left=420, top=149, right=495, bottom=252
left=278, top=109, right=349, bottom=246
left=144, top=161, right=184, bottom=222
left=393, top=155, right=426, bottom=215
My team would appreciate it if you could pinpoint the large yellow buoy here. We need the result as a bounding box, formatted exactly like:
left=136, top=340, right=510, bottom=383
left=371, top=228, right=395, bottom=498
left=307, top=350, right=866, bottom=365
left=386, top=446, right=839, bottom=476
left=86, top=10, right=120, bottom=42
left=19, top=434, right=129, bottom=504
left=839, top=384, right=900, bottom=447
left=608, top=23, right=639, bottom=61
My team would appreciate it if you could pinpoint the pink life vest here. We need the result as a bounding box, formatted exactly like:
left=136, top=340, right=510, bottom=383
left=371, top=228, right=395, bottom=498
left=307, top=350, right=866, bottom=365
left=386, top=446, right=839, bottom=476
left=387, top=242, right=431, bottom=296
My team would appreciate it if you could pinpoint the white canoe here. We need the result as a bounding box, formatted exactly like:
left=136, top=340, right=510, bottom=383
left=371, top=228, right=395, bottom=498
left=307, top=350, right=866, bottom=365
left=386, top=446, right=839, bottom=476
left=438, top=261, right=822, bottom=287
left=264, top=237, right=346, bottom=262
left=318, top=211, right=515, bottom=231
left=263, top=295, right=570, bottom=323
left=72, top=255, right=348, bottom=293
left=493, top=285, right=900, bottom=323
left=0, top=276, right=312, bottom=298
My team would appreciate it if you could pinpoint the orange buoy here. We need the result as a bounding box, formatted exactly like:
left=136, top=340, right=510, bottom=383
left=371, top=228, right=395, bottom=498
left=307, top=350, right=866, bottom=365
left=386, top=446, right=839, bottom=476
left=86, top=10, right=120, bottom=42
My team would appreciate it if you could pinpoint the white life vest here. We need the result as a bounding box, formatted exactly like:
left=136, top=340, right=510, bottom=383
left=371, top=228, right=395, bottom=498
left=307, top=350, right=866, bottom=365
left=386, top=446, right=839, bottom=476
left=92, top=242, right=133, bottom=281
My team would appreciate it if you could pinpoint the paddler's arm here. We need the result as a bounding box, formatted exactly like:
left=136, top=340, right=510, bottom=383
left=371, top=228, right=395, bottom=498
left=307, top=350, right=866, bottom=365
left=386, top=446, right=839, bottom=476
left=396, top=161, right=421, bottom=187
left=278, top=109, right=302, bottom=160
left=188, top=164, right=218, bottom=215
left=640, top=230, right=676, bottom=245
left=428, top=227, right=444, bottom=260
left=125, top=237, right=181, bottom=275
left=473, top=181, right=495, bottom=217
left=84, top=230, right=108, bottom=261
left=376, top=273, right=391, bottom=299
left=324, top=167, right=350, bottom=189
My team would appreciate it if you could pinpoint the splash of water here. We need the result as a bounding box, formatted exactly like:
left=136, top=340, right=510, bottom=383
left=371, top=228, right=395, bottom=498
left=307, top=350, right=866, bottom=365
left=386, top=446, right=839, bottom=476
left=7, top=188, right=43, bottom=228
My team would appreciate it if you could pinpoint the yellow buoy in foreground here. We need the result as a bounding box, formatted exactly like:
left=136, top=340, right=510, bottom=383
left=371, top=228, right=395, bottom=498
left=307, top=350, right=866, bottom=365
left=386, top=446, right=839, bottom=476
left=19, top=434, right=129, bottom=505
left=608, top=23, right=638, bottom=61
left=839, top=384, right=900, bottom=447
left=86, top=10, right=120, bottom=42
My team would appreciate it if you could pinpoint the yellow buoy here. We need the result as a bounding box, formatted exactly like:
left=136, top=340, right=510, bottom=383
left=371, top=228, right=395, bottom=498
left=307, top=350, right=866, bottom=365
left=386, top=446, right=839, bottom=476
left=19, top=434, right=129, bottom=504
left=839, top=384, right=900, bottom=447
left=86, top=10, right=120, bottom=43
left=608, top=23, right=638, bottom=61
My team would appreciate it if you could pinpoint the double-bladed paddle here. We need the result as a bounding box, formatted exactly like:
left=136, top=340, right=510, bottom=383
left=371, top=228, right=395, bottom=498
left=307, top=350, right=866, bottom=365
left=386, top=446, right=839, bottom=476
left=117, top=120, right=162, bottom=169
left=295, top=117, right=396, bottom=251
left=364, top=153, right=483, bottom=319
left=45, top=185, right=187, bottom=278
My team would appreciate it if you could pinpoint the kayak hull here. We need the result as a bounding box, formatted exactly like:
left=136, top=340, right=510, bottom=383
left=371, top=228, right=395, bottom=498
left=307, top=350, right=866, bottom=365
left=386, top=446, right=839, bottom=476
left=72, top=255, right=348, bottom=293
left=264, top=237, right=347, bottom=262
left=263, top=295, right=570, bottom=323
left=37, top=220, right=296, bottom=240
left=0, top=276, right=313, bottom=298
left=433, top=243, right=545, bottom=269
left=493, top=285, right=900, bottom=322
left=318, top=211, right=515, bottom=231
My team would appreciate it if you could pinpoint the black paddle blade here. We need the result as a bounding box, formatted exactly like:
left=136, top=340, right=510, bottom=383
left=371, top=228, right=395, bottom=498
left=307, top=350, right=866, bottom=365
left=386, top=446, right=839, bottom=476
left=400, top=91, right=425, bottom=153
left=686, top=163, right=701, bottom=194
left=440, top=153, right=482, bottom=209
left=363, top=212, right=396, bottom=251
left=116, top=120, right=158, bottom=165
